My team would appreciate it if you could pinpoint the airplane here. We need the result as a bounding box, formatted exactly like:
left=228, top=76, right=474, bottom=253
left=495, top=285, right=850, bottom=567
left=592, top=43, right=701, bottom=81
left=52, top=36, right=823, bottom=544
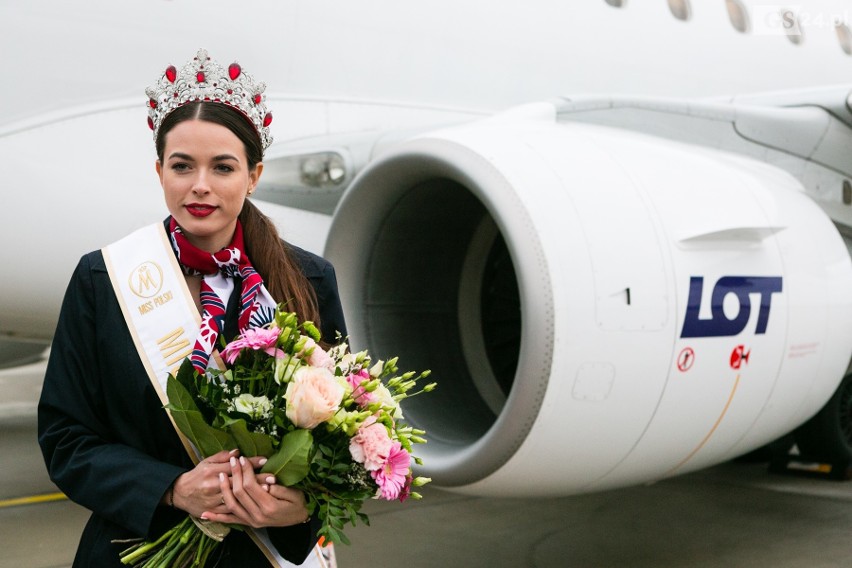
left=3, top=0, right=852, bottom=498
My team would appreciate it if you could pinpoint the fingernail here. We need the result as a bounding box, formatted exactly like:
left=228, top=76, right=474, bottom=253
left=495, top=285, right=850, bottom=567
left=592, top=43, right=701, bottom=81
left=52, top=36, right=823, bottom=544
left=258, top=458, right=268, bottom=466
left=219, top=472, right=225, bottom=482
left=200, top=513, right=209, bottom=520
left=229, top=449, right=238, bottom=455
left=262, top=484, right=269, bottom=492
left=265, top=476, right=275, bottom=484
left=230, top=457, right=236, bottom=467
left=239, top=456, right=246, bottom=466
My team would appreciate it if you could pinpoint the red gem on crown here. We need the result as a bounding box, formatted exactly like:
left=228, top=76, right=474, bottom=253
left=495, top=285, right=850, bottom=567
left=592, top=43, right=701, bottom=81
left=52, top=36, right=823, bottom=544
left=147, top=49, right=274, bottom=150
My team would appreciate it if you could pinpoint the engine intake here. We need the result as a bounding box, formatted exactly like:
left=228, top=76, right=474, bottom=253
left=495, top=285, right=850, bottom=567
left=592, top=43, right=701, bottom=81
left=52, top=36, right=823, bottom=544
left=325, top=104, right=852, bottom=496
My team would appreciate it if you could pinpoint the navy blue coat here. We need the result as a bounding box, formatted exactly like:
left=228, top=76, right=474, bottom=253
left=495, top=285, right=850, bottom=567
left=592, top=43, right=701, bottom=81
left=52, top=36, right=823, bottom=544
left=38, top=234, right=346, bottom=567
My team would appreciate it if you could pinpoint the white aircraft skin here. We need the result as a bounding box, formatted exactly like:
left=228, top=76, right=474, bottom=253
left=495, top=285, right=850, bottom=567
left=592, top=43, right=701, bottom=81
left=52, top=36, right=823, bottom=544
left=3, top=0, right=852, bottom=496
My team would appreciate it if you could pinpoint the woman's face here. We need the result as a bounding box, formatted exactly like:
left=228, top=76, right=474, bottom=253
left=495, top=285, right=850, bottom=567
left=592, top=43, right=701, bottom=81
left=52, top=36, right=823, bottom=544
left=156, top=119, right=262, bottom=252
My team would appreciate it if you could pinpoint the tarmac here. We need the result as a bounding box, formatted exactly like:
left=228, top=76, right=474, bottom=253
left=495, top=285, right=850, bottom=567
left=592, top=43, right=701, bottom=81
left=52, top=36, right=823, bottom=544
left=3, top=359, right=852, bottom=568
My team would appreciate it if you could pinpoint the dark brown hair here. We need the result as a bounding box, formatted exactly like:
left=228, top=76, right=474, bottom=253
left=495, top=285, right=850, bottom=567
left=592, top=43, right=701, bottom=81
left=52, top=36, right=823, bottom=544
left=156, top=102, right=321, bottom=330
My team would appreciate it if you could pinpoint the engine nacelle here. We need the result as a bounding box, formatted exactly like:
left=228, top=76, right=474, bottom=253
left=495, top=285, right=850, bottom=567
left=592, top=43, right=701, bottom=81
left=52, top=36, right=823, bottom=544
left=324, top=103, right=852, bottom=496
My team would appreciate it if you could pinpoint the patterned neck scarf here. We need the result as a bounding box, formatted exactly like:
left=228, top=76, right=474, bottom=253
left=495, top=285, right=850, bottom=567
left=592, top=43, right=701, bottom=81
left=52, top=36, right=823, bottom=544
left=168, top=217, right=266, bottom=373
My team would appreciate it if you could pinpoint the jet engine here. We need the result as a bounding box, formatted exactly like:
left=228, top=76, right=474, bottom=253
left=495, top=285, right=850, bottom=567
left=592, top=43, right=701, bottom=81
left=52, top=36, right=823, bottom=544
left=324, top=103, right=852, bottom=496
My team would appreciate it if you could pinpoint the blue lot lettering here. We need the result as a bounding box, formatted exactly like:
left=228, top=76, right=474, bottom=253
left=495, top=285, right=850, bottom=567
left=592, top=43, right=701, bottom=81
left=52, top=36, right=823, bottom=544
left=680, top=276, right=783, bottom=338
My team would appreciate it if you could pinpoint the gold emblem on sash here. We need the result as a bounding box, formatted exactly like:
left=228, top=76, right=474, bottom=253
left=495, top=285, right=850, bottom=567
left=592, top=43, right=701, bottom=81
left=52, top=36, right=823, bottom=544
left=129, top=261, right=164, bottom=298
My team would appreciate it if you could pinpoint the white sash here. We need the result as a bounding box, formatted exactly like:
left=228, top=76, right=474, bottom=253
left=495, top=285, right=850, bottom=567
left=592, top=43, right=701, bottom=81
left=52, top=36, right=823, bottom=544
left=103, top=222, right=331, bottom=568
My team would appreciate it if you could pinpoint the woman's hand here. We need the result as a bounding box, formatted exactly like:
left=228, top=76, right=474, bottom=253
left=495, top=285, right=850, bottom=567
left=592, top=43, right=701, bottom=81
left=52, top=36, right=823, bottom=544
left=200, top=455, right=310, bottom=528
left=171, top=449, right=239, bottom=518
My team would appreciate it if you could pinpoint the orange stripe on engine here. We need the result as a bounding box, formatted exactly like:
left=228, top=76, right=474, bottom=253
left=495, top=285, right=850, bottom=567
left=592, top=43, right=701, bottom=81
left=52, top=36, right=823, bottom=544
left=667, top=373, right=741, bottom=476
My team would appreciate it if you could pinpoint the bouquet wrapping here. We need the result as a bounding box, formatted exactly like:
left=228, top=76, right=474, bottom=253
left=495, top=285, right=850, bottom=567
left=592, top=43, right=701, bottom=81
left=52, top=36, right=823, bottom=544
left=119, top=307, right=434, bottom=567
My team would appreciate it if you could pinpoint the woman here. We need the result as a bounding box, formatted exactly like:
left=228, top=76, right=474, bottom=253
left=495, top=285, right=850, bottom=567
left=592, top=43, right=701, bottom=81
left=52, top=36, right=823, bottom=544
left=37, top=49, right=345, bottom=567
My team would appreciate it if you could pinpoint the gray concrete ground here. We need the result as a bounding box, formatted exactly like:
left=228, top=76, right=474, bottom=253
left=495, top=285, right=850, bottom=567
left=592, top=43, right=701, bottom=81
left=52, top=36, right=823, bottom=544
left=4, top=360, right=852, bottom=568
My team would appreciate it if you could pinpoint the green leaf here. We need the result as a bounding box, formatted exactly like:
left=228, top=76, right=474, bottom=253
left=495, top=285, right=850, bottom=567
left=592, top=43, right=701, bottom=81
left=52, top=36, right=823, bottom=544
left=260, top=429, right=312, bottom=485
left=222, top=418, right=274, bottom=458
left=166, top=375, right=236, bottom=457
left=329, top=515, right=345, bottom=530
left=333, top=527, right=351, bottom=546
left=175, top=358, right=198, bottom=396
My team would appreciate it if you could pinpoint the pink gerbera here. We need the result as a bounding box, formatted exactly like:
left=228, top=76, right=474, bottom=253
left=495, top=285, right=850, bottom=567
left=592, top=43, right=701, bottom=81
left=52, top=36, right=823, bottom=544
left=371, top=441, right=411, bottom=500
left=222, top=327, right=283, bottom=365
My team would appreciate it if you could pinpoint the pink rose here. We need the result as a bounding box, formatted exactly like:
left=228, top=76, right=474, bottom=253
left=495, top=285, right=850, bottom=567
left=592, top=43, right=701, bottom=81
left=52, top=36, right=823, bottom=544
left=299, top=337, right=335, bottom=371
left=349, top=416, right=392, bottom=471
left=285, top=367, right=344, bottom=429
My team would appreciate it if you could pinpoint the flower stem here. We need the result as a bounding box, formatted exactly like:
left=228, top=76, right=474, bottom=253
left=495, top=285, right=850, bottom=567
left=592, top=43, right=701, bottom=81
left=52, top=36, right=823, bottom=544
left=119, top=523, right=179, bottom=565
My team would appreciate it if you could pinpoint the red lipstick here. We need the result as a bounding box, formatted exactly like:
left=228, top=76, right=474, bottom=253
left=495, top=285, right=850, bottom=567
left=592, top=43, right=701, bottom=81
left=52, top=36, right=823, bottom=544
left=186, top=204, right=216, bottom=217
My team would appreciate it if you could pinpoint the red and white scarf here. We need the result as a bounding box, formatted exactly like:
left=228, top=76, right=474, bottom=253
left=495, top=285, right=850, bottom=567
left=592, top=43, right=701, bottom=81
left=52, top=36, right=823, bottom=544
left=168, top=218, right=275, bottom=373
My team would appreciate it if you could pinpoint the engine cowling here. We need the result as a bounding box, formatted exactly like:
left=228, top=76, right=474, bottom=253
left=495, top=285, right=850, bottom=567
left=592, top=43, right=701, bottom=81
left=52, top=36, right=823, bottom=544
left=324, top=103, right=852, bottom=496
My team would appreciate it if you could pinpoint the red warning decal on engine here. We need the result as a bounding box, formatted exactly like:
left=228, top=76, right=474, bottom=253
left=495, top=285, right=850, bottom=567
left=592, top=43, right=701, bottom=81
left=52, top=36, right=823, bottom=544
left=730, top=345, right=750, bottom=369
left=677, top=347, right=695, bottom=372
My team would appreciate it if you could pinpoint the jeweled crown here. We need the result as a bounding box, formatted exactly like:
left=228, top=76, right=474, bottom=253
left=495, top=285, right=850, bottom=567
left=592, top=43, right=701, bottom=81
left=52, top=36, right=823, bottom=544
left=145, top=48, right=273, bottom=151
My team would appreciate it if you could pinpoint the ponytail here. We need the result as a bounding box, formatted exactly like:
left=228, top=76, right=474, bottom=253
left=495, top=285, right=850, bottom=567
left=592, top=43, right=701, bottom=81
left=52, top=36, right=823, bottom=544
left=239, top=200, right=321, bottom=334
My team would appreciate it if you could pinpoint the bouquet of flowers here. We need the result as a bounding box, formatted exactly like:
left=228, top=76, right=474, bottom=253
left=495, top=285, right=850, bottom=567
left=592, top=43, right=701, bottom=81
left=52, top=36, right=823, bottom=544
left=119, top=307, right=434, bottom=567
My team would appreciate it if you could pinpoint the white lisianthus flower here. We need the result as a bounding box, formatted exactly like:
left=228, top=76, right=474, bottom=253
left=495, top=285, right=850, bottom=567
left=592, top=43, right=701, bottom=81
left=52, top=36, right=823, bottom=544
left=326, top=342, right=349, bottom=362
left=338, top=352, right=356, bottom=374
left=374, top=383, right=402, bottom=419
left=336, top=374, right=354, bottom=396
left=369, top=360, right=384, bottom=378
left=274, top=354, right=302, bottom=384
left=285, top=367, right=345, bottom=429
left=233, top=394, right=273, bottom=420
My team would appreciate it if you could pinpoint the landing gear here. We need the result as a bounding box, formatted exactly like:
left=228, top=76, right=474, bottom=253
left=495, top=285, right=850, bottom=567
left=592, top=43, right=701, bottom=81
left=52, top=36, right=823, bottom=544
left=771, top=373, right=852, bottom=480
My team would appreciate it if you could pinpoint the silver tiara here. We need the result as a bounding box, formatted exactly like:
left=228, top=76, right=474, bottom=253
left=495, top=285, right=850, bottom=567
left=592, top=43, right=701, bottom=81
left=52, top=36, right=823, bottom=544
left=145, top=48, right=273, bottom=150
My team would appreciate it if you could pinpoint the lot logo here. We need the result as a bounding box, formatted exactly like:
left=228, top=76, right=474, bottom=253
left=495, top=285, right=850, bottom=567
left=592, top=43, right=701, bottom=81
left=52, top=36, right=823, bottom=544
left=680, top=276, right=783, bottom=338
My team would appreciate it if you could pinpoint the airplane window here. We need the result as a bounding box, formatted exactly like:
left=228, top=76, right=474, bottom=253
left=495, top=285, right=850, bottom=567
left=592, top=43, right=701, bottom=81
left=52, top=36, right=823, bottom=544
left=668, top=0, right=691, bottom=21
left=604, top=0, right=626, bottom=7
left=837, top=22, right=852, bottom=55
left=726, top=0, right=750, bottom=33
left=782, top=9, right=804, bottom=45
